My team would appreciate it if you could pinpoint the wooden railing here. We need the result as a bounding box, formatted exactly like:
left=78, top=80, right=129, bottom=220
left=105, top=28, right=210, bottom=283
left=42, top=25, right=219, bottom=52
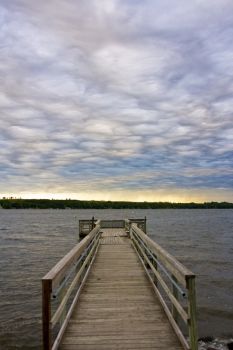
left=79, top=217, right=97, bottom=238
left=130, top=223, right=198, bottom=350
left=42, top=224, right=101, bottom=350
left=42, top=218, right=197, bottom=350
left=100, top=219, right=125, bottom=228
left=128, top=217, right=147, bottom=233
left=79, top=218, right=146, bottom=238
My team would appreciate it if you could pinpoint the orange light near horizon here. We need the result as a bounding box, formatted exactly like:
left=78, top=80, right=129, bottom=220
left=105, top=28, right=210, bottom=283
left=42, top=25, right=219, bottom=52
left=1, top=187, right=233, bottom=203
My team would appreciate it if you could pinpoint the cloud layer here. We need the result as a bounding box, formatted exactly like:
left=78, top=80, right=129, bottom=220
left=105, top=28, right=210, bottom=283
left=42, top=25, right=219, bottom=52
left=1, top=0, right=233, bottom=201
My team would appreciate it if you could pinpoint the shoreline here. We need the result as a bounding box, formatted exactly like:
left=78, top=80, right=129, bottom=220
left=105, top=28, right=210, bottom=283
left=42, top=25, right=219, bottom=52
left=1, top=198, right=233, bottom=209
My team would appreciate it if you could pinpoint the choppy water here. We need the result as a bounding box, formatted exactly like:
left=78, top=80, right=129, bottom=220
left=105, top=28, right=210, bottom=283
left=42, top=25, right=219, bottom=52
left=0, top=209, right=232, bottom=349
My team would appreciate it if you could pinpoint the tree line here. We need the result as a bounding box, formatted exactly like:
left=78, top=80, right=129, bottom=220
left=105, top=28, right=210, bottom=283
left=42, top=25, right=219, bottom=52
left=0, top=198, right=233, bottom=209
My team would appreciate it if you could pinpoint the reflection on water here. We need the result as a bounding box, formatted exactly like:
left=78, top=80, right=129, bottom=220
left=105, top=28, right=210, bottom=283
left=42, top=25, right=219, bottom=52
left=0, top=209, right=232, bottom=349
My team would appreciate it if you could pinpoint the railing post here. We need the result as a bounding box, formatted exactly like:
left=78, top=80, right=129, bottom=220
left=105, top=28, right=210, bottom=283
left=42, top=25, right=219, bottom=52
left=152, top=254, right=158, bottom=287
left=129, top=223, right=133, bottom=239
left=92, top=216, right=95, bottom=230
left=78, top=220, right=81, bottom=241
left=144, top=216, right=147, bottom=234
left=42, top=279, right=52, bottom=350
left=172, top=275, right=178, bottom=323
left=187, top=276, right=198, bottom=350
left=124, top=219, right=130, bottom=236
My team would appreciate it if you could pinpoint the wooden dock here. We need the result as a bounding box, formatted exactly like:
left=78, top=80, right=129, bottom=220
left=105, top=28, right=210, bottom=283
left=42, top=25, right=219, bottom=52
left=42, top=219, right=198, bottom=350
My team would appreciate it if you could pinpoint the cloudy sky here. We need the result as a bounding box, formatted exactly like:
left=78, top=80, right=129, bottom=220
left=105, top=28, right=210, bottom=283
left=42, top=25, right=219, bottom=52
left=1, top=0, right=233, bottom=202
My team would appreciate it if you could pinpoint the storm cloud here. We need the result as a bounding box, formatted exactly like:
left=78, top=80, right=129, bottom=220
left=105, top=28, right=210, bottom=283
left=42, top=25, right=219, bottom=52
left=0, top=0, right=233, bottom=201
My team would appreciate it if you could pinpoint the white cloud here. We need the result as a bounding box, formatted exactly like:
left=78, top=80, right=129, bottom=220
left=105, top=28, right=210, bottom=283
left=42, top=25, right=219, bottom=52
left=0, top=0, right=233, bottom=201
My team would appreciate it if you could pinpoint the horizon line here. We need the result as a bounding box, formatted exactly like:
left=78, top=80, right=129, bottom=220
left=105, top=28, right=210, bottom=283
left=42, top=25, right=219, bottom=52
left=1, top=197, right=232, bottom=204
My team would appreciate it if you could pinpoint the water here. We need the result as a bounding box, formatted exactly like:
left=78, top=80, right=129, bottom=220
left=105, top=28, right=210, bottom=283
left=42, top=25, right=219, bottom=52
left=0, top=209, right=232, bottom=349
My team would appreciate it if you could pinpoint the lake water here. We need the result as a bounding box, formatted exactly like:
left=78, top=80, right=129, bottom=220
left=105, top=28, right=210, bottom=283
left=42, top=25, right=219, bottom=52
left=0, top=209, right=232, bottom=349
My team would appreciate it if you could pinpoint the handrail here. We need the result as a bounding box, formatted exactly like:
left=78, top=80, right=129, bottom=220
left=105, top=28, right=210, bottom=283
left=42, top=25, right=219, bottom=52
left=130, top=223, right=198, bottom=350
left=42, top=225, right=101, bottom=350
left=131, top=224, right=194, bottom=287
left=79, top=218, right=97, bottom=237
left=44, top=225, right=100, bottom=289
left=133, top=228, right=186, bottom=297
left=129, top=217, right=147, bottom=233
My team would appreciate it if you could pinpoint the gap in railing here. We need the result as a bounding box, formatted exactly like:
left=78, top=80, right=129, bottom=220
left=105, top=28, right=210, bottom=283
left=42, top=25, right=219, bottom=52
left=50, top=266, right=83, bottom=345
left=156, top=266, right=188, bottom=335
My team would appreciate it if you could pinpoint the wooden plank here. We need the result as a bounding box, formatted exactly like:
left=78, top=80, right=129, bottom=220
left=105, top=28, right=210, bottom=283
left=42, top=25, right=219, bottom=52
left=70, top=311, right=165, bottom=321
left=61, top=334, right=183, bottom=345
left=100, top=220, right=125, bottom=228
left=67, top=318, right=171, bottom=327
left=71, top=303, right=162, bottom=312
left=61, top=344, right=183, bottom=350
left=65, top=327, right=176, bottom=336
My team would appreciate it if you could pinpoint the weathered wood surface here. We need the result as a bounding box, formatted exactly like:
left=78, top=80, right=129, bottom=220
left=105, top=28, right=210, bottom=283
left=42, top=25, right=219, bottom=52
left=59, top=229, right=184, bottom=350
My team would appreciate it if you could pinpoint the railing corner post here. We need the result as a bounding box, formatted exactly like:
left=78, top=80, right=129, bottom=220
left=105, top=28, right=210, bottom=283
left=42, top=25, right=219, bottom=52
left=187, top=276, right=198, bottom=350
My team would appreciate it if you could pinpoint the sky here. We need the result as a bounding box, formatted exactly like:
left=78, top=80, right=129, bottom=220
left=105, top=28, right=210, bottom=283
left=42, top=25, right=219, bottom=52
left=0, top=0, right=233, bottom=202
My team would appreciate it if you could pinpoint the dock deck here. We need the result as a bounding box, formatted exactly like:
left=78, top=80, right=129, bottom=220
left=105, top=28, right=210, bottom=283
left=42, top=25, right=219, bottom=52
left=42, top=219, right=198, bottom=350
left=60, top=228, right=183, bottom=350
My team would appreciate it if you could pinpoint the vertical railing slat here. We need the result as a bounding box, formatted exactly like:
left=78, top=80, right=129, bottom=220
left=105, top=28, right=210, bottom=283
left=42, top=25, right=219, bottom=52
left=152, top=253, right=158, bottom=286
left=172, top=275, right=179, bottom=323
left=144, top=216, right=147, bottom=234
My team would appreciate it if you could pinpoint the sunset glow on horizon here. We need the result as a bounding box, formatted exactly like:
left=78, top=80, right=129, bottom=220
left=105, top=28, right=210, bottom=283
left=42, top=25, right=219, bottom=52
left=2, top=188, right=233, bottom=204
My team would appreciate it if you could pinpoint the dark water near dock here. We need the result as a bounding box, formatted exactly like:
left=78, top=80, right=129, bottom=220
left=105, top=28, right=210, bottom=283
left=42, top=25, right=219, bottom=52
left=0, top=209, right=232, bottom=349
